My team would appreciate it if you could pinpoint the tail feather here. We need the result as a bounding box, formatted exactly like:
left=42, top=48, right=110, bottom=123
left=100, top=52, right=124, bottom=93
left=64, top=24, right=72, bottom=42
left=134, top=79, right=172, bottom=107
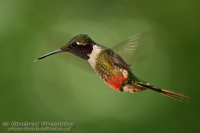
left=138, top=82, right=189, bottom=103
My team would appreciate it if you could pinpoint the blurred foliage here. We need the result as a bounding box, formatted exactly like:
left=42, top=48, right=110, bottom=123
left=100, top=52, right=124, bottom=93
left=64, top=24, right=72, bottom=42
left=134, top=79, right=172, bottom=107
left=0, top=0, right=200, bottom=133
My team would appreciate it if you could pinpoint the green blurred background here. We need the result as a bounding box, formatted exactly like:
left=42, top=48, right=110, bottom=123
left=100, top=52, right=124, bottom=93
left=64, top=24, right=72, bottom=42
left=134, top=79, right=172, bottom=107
left=0, top=0, right=199, bottom=133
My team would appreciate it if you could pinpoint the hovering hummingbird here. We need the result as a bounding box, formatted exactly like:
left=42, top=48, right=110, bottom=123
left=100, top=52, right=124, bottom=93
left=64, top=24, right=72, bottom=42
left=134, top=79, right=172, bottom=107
left=35, top=34, right=189, bottom=103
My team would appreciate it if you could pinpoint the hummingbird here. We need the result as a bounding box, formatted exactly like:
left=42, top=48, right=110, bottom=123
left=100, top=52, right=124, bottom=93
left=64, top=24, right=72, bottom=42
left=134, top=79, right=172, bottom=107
left=35, top=34, right=189, bottom=103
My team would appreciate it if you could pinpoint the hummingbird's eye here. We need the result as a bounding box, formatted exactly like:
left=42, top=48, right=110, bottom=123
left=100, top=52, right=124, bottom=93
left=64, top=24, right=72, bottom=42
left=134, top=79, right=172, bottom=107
left=72, top=42, right=77, bottom=47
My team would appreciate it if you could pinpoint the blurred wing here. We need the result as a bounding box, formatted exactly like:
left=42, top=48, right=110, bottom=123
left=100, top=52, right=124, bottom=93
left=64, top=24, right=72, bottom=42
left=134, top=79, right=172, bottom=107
left=112, top=32, right=156, bottom=67
left=111, top=34, right=140, bottom=66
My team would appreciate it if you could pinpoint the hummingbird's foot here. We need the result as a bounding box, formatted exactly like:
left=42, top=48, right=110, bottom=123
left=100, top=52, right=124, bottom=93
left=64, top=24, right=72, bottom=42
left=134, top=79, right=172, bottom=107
left=122, top=84, right=147, bottom=93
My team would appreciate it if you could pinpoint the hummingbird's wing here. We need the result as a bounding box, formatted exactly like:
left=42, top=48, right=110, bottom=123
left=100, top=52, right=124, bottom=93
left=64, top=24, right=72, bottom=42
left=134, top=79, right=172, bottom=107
left=111, top=32, right=156, bottom=66
left=104, top=49, right=131, bottom=70
left=111, top=34, right=140, bottom=66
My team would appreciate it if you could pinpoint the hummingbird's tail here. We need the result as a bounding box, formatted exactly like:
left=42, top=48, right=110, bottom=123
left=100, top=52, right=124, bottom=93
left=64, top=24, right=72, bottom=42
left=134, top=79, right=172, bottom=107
left=137, top=82, right=189, bottom=103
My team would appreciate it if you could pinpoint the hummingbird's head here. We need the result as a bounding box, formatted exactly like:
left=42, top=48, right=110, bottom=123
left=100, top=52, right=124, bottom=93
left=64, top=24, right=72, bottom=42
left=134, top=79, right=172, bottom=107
left=60, top=34, right=96, bottom=60
left=35, top=34, right=96, bottom=61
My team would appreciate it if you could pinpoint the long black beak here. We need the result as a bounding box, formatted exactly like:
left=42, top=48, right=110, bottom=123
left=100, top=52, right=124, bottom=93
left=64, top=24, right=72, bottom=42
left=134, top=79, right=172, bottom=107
left=34, top=49, right=63, bottom=62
